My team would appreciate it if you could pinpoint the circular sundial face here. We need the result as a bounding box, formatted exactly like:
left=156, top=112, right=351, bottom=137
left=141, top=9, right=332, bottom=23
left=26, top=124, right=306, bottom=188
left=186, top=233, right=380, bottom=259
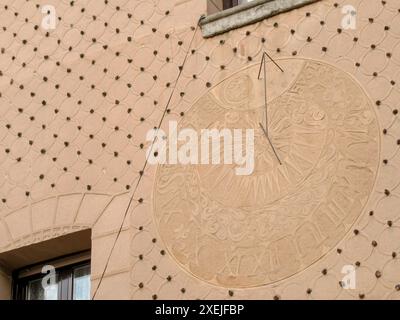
left=153, top=58, right=380, bottom=288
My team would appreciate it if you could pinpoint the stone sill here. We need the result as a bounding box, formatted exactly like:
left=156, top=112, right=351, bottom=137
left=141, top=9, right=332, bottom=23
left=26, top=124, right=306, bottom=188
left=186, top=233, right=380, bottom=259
left=200, top=0, right=321, bottom=38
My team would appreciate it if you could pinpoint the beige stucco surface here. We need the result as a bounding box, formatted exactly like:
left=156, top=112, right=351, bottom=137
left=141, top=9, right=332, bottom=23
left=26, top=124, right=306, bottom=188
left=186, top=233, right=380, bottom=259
left=0, top=0, right=399, bottom=299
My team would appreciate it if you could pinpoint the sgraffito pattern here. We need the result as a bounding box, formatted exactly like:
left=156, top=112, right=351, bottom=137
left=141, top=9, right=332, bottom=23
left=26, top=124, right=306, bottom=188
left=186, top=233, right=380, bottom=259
left=0, top=0, right=400, bottom=299
left=132, top=0, right=400, bottom=300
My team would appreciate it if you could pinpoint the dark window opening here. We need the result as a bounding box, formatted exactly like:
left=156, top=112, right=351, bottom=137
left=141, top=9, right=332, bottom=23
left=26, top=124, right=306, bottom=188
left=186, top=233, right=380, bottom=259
left=208, top=0, right=255, bottom=14
left=223, top=0, right=239, bottom=10
left=13, top=252, right=91, bottom=300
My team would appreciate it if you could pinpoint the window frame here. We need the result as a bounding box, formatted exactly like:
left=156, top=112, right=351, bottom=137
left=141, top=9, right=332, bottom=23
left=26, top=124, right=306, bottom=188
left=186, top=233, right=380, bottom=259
left=202, top=0, right=321, bottom=38
left=12, top=253, right=91, bottom=301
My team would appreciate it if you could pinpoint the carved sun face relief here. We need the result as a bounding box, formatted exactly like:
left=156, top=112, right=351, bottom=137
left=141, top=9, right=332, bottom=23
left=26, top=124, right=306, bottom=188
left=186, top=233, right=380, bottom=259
left=153, top=58, right=380, bottom=288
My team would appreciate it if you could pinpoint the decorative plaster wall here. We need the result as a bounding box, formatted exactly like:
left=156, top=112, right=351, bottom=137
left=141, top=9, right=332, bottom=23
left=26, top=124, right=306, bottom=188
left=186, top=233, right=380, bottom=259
left=153, top=58, right=380, bottom=289
left=0, top=0, right=399, bottom=300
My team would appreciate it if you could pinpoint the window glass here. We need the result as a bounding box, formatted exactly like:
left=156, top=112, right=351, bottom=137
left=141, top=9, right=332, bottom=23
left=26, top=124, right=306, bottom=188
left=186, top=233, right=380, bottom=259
left=27, top=277, right=59, bottom=300
left=15, top=259, right=91, bottom=300
left=238, top=0, right=255, bottom=5
left=73, top=265, right=91, bottom=300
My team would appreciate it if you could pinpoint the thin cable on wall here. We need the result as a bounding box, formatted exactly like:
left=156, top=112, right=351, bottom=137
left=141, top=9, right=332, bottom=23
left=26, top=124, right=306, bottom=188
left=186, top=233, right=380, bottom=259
left=92, top=19, right=202, bottom=300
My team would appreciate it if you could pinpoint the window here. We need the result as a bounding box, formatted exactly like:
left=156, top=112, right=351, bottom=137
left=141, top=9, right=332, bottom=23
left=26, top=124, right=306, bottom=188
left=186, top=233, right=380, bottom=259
left=208, top=0, right=255, bottom=13
left=223, top=0, right=255, bottom=10
left=13, top=253, right=91, bottom=300
left=202, top=0, right=320, bottom=38
left=223, top=0, right=238, bottom=10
